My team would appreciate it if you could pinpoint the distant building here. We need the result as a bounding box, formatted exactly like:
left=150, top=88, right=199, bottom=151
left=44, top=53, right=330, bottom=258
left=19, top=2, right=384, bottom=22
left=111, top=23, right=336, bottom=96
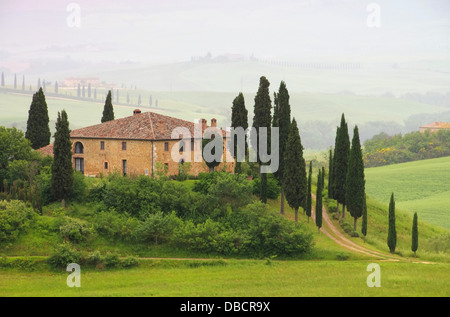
left=419, top=122, right=450, bottom=133
left=62, top=77, right=101, bottom=87
left=38, top=110, right=234, bottom=177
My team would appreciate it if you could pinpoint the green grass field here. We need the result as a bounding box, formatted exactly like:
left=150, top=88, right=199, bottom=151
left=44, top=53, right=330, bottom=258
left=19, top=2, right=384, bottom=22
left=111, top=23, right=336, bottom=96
left=365, top=156, right=450, bottom=230
left=1, top=258, right=449, bottom=297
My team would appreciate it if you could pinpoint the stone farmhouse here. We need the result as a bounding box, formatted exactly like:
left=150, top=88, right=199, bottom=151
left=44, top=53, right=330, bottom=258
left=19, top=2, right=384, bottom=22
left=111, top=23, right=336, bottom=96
left=419, top=121, right=450, bottom=133
left=39, top=109, right=234, bottom=177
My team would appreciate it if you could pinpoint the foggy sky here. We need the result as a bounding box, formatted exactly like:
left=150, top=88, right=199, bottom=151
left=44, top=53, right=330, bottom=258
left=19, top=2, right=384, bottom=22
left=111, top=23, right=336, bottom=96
left=1, top=0, right=449, bottom=73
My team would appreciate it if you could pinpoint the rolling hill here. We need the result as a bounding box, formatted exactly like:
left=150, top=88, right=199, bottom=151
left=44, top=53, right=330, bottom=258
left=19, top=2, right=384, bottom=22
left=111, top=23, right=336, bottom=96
left=365, top=156, right=450, bottom=230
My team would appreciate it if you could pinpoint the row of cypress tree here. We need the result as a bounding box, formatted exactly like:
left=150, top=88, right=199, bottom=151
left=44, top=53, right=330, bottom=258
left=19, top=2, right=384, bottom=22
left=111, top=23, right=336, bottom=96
left=328, top=114, right=366, bottom=232
left=230, top=76, right=308, bottom=224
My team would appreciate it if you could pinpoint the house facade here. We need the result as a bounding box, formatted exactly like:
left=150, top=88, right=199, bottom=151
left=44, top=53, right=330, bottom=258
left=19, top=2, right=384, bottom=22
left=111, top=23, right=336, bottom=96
left=40, top=109, right=234, bottom=177
left=419, top=121, right=450, bottom=133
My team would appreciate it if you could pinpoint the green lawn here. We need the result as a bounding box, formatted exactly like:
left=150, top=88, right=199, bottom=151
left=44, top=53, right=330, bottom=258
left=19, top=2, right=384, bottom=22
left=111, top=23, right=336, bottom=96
left=1, top=259, right=448, bottom=297
left=365, top=156, right=450, bottom=229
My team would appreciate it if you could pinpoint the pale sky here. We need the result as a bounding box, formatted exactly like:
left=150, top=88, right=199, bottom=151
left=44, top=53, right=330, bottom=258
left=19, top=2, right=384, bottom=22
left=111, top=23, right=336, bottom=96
left=1, top=0, right=449, bottom=71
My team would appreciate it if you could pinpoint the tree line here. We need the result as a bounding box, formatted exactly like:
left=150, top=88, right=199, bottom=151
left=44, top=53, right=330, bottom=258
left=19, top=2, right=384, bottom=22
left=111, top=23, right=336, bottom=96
left=0, top=71, right=159, bottom=108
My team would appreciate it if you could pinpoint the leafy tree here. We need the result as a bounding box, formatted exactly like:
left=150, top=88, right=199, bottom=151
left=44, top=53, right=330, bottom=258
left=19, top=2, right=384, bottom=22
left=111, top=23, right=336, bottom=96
left=346, top=126, right=365, bottom=231
left=25, top=88, right=51, bottom=150
left=0, top=127, right=32, bottom=186
left=283, top=118, right=307, bottom=224
left=101, top=90, right=115, bottom=123
left=230, top=92, right=248, bottom=174
left=412, top=212, right=418, bottom=257
left=333, top=114, right=350, bottom=218
left=51, top=110, right=73, bottom=202
left=272, top=81, right=291, bottom=214
left=387, top=193, right=397, bottom=254
left=306, top=161, right=312, bottom=222
left=315, top=168, right=323, bottom=233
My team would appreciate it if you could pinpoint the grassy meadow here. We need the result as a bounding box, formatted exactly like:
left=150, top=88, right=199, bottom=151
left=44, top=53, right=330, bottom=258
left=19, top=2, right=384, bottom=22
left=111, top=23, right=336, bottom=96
left=365, top=156, right=450, bottom=230
left=1, top=258, right=449, bottom=297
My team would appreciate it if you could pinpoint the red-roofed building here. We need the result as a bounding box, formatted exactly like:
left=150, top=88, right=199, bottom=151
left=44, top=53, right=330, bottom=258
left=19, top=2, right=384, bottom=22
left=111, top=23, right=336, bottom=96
left=419, top=122, right=450, bottom=133
left=39, top=110, right=234, bottom=177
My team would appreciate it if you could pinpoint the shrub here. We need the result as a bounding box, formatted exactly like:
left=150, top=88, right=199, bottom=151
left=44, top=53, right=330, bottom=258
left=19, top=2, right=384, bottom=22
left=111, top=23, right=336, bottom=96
left=103, top=252, right=120, bottom=268
left=252, top=175, right=281, bottom=200
left=120, top=256, right=139, bottom=268
left=59, top=217, right=94, bottom=243
left=0, top=200, right=36, bottom=243
left=47, top=243, right=81, bottom=268
left=93, top=209, right=140, bottom=242
left=135, top=211, right=182, bottom=244
left=85, top=250, right=103, bottom=266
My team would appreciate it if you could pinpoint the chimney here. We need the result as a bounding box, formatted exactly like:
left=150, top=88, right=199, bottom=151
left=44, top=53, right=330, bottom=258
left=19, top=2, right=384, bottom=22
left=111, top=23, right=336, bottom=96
left=201, top=118, right=207, bottom=132
left=211, top=118, right=217, bottom=128
left=133, top=109, right=141, bottom=115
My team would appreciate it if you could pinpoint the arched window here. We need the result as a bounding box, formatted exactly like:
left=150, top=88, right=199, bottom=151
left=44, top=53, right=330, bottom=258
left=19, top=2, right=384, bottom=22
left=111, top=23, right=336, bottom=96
left=179, top=140, right=185, bottom=153
left=74, top=142, right=84, bottom=154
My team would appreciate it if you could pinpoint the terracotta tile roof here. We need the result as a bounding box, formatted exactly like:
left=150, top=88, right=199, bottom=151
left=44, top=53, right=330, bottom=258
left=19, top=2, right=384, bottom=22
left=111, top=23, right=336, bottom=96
left=70, top=111, right=226, bottom=140
left=36, top=143, right=54, bottom=157
left=420, top=122, right=450, bottom=129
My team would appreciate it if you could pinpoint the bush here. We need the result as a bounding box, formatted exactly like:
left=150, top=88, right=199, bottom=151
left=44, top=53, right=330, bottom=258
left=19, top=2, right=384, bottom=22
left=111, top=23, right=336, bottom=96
left=93, top=209, right=140, bottom=242
left=134, top=211, right=182, bottom=244
left=59, top=217, right=94, bottom=243
left=0, top=200, right=36, bottom=243
left=252, top=175, right=281, bottom=200
left=47, top=243, right=81, bottom=268
left=103, top=252, right=120, bottom=268
left=85, top=250, right=103, bottom=266
left=120, top=256, right=139, bottom=268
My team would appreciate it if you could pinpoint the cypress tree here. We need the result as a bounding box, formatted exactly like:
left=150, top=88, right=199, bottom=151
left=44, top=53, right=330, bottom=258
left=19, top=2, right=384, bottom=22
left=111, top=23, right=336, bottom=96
left=252, top=76, right=272, bottom=204
left=37, top=78, right=41, bottom=89
left=51, top=110, right=73, bottom=202
left=230, top=92, right=248, bottom=174
left=412, top=212, right=418, bottom=257
left=346, top=125, right=365, bottom=231
left=101, top=90, right=115, bottom=123
left=361, top=193, right=367, bottom=241
left=1, top=72, right=4, bottom=87
left=321, top=166, right=325, bottom=191
left=25, top=88, right=51, bottom=150
left=333, top=114, right=350, bottom=218
left=272, top=81, right=291, bottom=214
left=387, top=193, right=397, bottom=254
left=55, top=81, right=58, bottom=94
left=14, top=74, right=17, bottom=89
left=42, top=79, right=46, bottom=92
left=306, top=161, right=312, bottom=222
left=77, top=83, right=81, bottom=97
left=328, top=148, right=334, bottom=199
left=22, top=75, right=25, bottom=90
left=315, top=169, right=323, bottom=233
left=283, top=118, right=307, bottom=224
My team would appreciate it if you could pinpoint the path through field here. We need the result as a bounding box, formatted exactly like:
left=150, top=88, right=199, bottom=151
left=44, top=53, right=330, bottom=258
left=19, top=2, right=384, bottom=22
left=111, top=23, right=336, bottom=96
left=310, top=194, right=433, bottom=264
